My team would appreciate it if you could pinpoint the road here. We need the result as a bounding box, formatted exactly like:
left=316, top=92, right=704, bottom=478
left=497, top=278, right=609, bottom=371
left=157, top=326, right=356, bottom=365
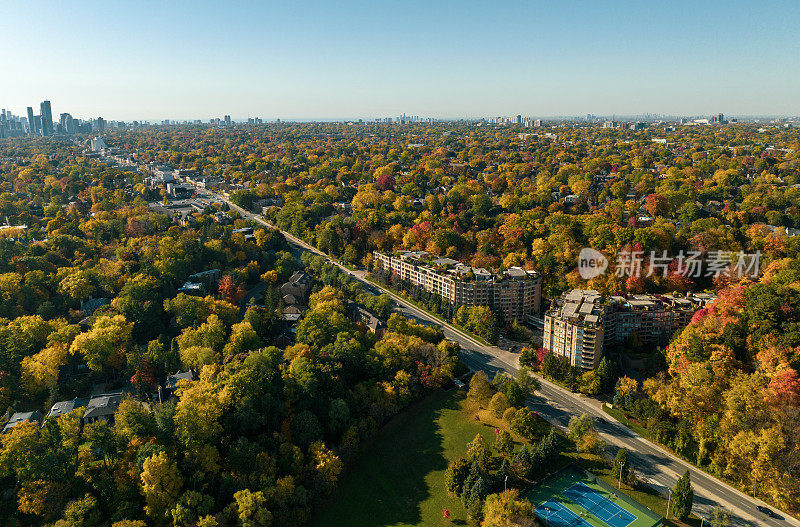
left=214, top=190, right=793, bottom=527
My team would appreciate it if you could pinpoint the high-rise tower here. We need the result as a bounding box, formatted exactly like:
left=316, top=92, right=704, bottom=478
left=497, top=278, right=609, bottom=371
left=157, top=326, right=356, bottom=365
left=26, top=107, right=36, bottom=135
left=40, top=100, right=54, bottom=136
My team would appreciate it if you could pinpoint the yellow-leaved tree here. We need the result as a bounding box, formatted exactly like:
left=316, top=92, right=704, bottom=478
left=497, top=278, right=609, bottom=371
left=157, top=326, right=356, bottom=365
left=141, top=452, right=183, bottom=520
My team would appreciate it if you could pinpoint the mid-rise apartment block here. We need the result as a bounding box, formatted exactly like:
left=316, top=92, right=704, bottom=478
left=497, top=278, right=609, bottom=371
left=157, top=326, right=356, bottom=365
left=544, top=289, right=716, bottom=370
left=373, top=251, right=541, bottom=321
left=543, top=290, right=605, bottom=370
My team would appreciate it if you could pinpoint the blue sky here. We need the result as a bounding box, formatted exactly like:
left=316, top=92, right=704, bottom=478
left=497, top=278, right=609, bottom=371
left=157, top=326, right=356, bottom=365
left=1, top=0, right=798, bottom=120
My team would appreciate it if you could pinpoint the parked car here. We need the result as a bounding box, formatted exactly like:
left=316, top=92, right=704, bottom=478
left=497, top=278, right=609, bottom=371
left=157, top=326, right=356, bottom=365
left=757, top=505, right=776, bottom=518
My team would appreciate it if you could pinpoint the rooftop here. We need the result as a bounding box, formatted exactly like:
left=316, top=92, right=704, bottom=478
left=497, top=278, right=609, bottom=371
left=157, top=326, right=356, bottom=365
left=383, top=251, right=539, bottom=282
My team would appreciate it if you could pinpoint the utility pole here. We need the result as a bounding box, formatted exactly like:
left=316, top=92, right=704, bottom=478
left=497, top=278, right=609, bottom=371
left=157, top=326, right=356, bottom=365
left=504, top=475, right=508, bottom=492
left=666, top=488, right=672, bottom=520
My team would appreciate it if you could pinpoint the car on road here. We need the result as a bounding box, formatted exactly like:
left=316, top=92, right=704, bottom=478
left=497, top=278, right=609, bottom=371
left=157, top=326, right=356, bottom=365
left=757, top=505, right=776, bottom=518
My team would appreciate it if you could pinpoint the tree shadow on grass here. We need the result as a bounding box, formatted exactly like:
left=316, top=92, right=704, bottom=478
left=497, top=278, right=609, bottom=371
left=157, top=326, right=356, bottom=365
left=311, top=390, right=463, bottom=527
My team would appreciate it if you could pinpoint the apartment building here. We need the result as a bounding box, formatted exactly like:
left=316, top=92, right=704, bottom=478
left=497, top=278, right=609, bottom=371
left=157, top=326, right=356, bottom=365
left=373, top=251, right=541, bottom=320
left=543, top=290, right=605, bottom=370
left=604, top=293, right=714, bottom=346
left=544, top=289, right=716, bottom=370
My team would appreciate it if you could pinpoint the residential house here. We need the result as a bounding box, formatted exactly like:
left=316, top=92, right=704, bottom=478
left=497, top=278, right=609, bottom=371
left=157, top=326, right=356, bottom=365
left=3, top=411, right=44, bottom=433
left=83, top=394, right=124, bottom=424
left=46, top=398, right=88, bottom=421
left=164, top=370, right=194, bottom=398
left=282, top=293, right=301, bottom=306
left=347, top=301, right=386, bottom=336
left=280, top=271, right=312, bottom=298
left=280, top=305, right=304, bottom=322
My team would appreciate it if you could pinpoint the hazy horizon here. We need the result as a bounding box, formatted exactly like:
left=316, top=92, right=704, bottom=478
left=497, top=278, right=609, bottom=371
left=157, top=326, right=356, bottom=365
left=3, top=0, right=799, bottom=121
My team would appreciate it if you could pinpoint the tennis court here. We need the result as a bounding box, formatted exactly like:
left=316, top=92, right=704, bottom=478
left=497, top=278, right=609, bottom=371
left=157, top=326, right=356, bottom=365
left=525, top=465, right=662, bottom=527
left=564, top=482, right=636, bottom=527
left=534, top=500, right=594, bottom=527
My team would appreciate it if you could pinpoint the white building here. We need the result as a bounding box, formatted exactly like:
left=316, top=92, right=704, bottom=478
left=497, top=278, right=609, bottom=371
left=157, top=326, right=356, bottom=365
left=90, top=136, right=106, bottom=152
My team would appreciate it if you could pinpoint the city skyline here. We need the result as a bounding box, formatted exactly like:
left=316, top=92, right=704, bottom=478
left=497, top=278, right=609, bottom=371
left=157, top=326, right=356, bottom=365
left=1, top=99, right=790, bottom=129
left=2, top=0, right=799, bottom=121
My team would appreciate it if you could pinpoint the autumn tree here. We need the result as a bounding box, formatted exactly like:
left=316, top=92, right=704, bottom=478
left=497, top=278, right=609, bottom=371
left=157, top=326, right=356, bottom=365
left=141, top=452, right=184, bottom=520
left=468, top=371, right=494, bottom=406
left=69, top=314, right=133, bottom=372
left=568, top=413, right=603, bottom=454
left=233, top=489, right=272, bottom=527
left=481, top=489, right=535, bottom=527
left=489, top=392, right=510, bottom=418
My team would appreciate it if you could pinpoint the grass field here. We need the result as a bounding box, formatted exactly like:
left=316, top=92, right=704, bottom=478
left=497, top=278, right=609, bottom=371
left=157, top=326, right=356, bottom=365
left=310, top=389, right=534, bottom=527
left=310, top=388, right=684, bottom=527
left=525, top=465, right=663, bottom=527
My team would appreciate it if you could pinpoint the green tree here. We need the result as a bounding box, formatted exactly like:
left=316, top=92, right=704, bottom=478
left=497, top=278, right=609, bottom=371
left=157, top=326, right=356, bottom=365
left=709, top=506, right=731, bottom=527
left=671, top=470, right=694, bottom=519
left=495, top=430, right=513, bottom=456
left=488, top=392, right=510, bottom=418
left=612, top=448, right=629, bottom=483
left=568, top=413, right=603, bottom=454
left=84, top=420, right=116, bottom=467
left=171, top=490, right=214, bottom=527
left=445, top=457, right=470, bottom=495
left=468, top=371, right=494, bottom=405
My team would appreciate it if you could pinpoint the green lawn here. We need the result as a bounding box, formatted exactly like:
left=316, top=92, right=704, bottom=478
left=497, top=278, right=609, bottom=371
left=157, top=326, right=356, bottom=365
left=310, top=389, right=521, bottom=527
left=602, top=404, right=650, bottom=439
left=310, top=390, right=682, bottom=527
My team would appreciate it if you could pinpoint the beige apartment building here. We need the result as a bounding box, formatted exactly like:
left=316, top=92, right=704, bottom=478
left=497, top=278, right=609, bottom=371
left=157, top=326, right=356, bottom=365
left=544, top=289, right=716, bottom=370
left=373, top=251, right=541, bottom=320
left=543, top=290, right=605, bottom=370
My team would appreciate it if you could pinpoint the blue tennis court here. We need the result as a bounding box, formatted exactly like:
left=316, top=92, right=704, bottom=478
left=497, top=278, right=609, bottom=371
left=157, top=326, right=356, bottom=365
left=564, top=482, right=636, bottom=527
left=534, top=500, right=594, bottom=527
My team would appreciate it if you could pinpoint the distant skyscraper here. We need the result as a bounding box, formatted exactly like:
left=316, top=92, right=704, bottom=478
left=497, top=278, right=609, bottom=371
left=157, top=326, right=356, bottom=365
left=516, top=114, right=522, bottom=124
left=34, top=115, right=42, bottom=134
left=26, top=107, right=36, bottom=135
left=718, top=113, right=724, bottom=124
left=40, top=100, right=53, bottom=136
left=95, top=117, right=106, bottom=133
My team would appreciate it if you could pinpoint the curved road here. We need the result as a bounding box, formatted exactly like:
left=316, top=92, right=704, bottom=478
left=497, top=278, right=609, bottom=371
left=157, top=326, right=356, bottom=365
left=215, top=190, right=794, bottom=527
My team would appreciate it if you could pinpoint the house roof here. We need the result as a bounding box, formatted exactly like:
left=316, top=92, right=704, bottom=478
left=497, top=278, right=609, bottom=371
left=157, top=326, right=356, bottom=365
left=282, top=293, right=301, bottom=305
left=47, top=398, right=88, bottom=420
left=3, top=411, right=44, bottom=433
left=165, top=370, right=194, bottom=390
left=288, top=270, right=311, bottom=285
left=83, top=394, right=123, bottom=419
